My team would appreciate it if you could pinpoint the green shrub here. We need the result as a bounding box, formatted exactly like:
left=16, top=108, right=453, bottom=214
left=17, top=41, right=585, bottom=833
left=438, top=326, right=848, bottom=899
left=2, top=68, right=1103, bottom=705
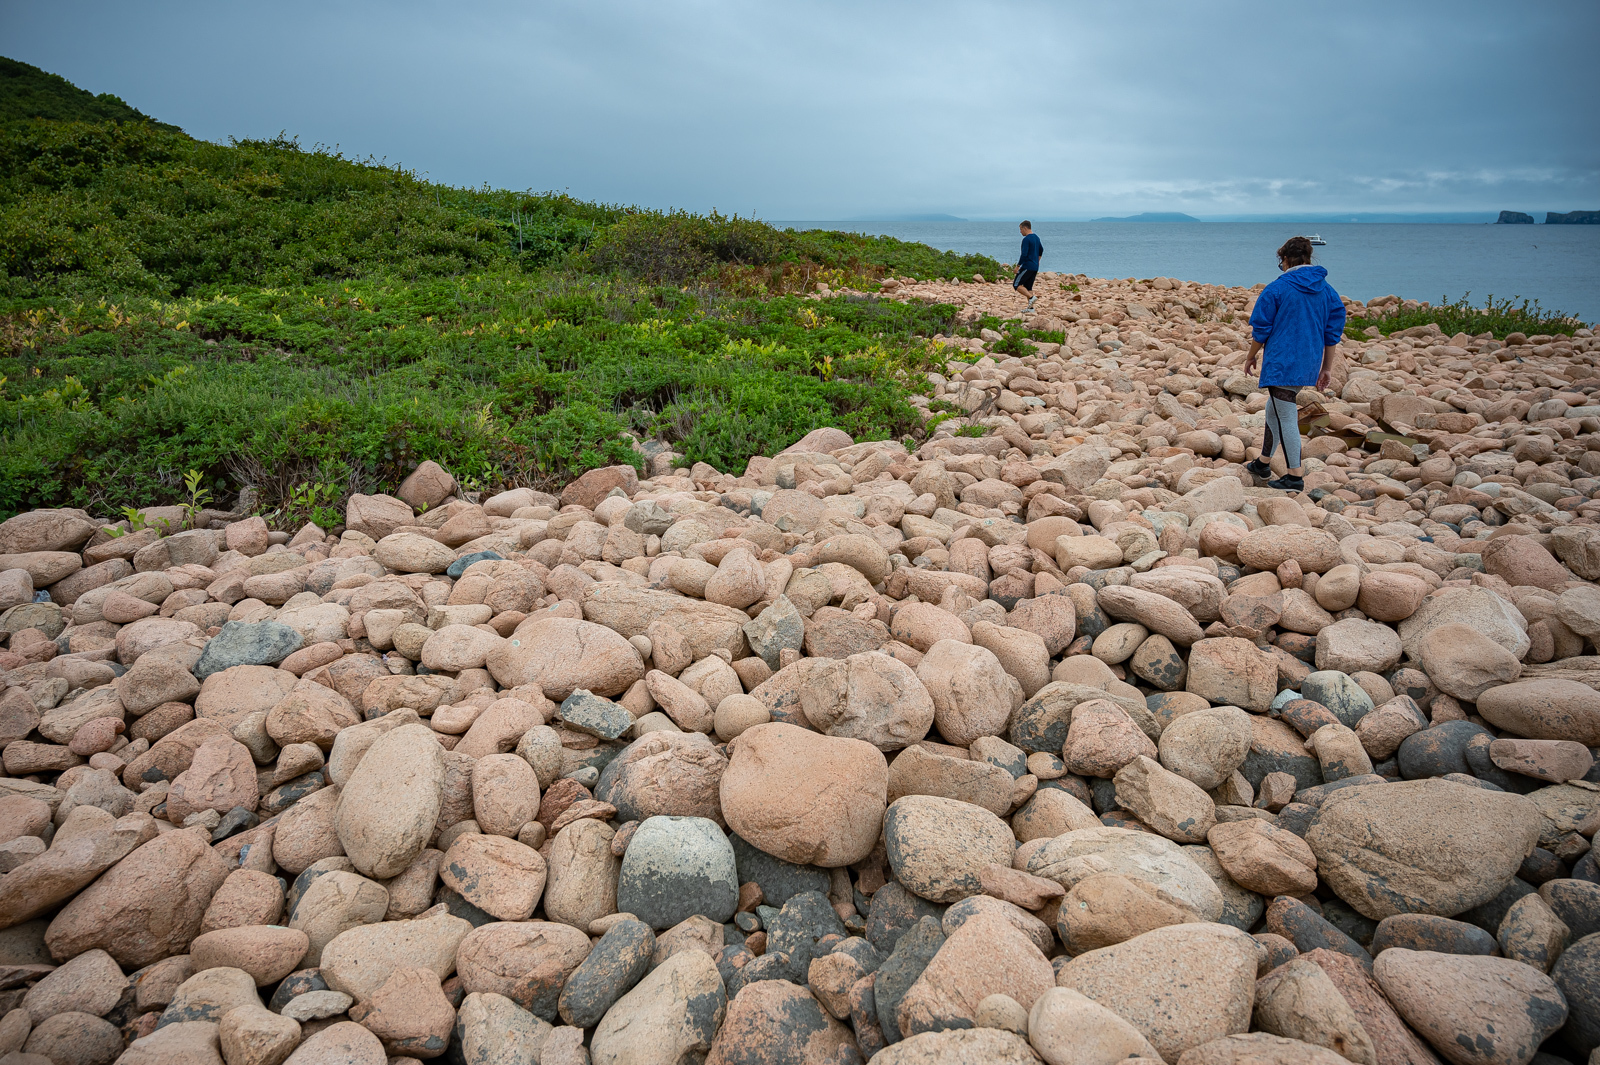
left=1345, top=293, right=1588, bottom=340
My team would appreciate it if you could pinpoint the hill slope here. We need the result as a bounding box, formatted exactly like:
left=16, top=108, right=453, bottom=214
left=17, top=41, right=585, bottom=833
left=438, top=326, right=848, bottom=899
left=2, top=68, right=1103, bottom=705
left=0, top=56, right=181, bottom=130
left=0, top=63, right=1006, bottom=520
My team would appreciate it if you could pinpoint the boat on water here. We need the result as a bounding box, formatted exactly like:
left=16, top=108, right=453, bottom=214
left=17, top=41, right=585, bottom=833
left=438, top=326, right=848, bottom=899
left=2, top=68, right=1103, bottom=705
left=1306, top=234, right=1327, bottom=245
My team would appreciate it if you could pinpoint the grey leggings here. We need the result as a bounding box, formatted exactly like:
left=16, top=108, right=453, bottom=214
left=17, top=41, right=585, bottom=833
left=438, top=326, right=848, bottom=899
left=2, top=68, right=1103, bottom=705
left=1260, top=386, right=1302, bottom=470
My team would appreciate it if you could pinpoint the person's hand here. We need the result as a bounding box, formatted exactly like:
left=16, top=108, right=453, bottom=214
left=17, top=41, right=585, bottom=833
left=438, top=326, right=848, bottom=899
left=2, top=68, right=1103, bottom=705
left=1317, top=367, right=1331, bottom=391
left=1245, top=350, right=1258, bottom=376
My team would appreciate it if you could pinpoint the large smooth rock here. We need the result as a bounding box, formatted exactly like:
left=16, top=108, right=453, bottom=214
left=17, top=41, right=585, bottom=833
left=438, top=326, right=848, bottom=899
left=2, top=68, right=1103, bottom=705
left=590, top=949, right=725, bottom=1065
left=1398, top=587, right=1530, bottom=661
left=1114, top=755, right=1216, bottom=843
left=1305, top=780, right=1542, bottom=920
left=488, top=616, right=644, bottom=700
left=454, top=991, right=553, bottom=1065
left=1416, top=624, right=1522, bottom=703
left=872, top=1028, right=1040, bottom=1063
left=1372, top=949, right=1567, bottom=1065
left=705, top=979, right=859, bottom=1065
left=45, top=827, right=228, bottom=968
left=894, top=910, right=1052, bottom=1038
left=1187, top=638, right=1278, bottom=712
left=1253, top=954, right=1377, bottom=1065
left=1158, top=705, right=1253, bottom=791
left=1178, top=1033, right=1356, bottom=1065
left=720, top=722, right=887, bottom=868
left=1316, top=619, right=1403, bottom=675
left=318, top=906, right=471, bottom=1002
left=1476, top=680, right=1600, bottom=747
left=916, top=639, right=1023, bottom=746
left=334, top=723, right=443, bottom=880
left=596, top=731, right=726, bottom=825
left=0, top=814, right=154, bottom=929
left=884, top=795, right=1014, bottom=904
left=797, top=651, right=935, bottom=750
left=1056, top=922, right=1261, bottom=1061
left=1025, top=827, right=1225, bottom=921
left=456, top=920, right=590, bottom=1022
left=1029, top=985, right=1162, bottom=1065
left=583, top=583, right=753, bottom=660
left=1237, top=526, right=1341, bottom=574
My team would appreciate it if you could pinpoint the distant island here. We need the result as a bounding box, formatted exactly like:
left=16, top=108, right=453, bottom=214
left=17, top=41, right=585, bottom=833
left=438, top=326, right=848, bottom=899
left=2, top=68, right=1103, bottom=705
left=1495, top=210, right=1599, bottom=224
left=1091, top=212, right=1200, bottom=222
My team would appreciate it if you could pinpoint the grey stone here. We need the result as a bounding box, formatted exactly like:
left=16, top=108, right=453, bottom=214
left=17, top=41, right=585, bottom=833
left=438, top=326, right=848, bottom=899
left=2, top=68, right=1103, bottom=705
left=560, top=690, right=633, bottom=741
left=763, top=890, right=847, bottom=981
left=195, top=621, right=304, bottom=679
left=874, top=915, right=944, bottom=1045
left=558, top=917, right=656, bottom=1029
left=447, top=551, right=503, bottom=578
left=1301, top=672, right=1375, bottom=728
left=743, top=597, right=805, bottom=671
left=865, top=882, right=947, bottom=957
left=729, top=833, right=830, bottom=909
left=616, top=816, right=738, bottom=930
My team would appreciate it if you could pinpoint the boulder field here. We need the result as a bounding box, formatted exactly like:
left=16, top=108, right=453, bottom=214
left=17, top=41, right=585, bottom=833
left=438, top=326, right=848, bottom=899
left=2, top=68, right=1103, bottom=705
left=0, top=272, right=1597, bottom=1065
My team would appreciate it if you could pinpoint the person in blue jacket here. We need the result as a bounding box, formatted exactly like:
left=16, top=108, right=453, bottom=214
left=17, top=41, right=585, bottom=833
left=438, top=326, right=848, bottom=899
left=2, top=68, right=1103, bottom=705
left=1244, top=235, right=1346, bottom=492
left=1014, top=221, right=1043, bottom=312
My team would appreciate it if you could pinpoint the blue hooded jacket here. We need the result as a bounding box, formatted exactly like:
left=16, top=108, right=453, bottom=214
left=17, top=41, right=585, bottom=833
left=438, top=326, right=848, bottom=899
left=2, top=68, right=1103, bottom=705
left=1249, top=265, right=1346, bottom=387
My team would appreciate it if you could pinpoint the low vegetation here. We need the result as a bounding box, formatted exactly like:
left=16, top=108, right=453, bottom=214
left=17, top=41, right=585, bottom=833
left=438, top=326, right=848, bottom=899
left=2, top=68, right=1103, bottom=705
left=1346, top=292, right=1586, bottom=341
left=0, top=65, right=1002, bottom=519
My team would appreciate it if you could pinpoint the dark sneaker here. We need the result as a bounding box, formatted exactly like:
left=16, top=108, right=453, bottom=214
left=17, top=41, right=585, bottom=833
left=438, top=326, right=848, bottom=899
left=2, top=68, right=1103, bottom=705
left=1245, top=459, right=1272, bottom=479
left=1268, top=474, right=1304, bottom=492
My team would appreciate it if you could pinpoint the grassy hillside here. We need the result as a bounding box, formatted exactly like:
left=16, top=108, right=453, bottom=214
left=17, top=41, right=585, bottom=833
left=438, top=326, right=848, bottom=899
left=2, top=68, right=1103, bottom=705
left=0, top=66, right=1002, bottom=520
left=0, top=56, right=180, bottom=130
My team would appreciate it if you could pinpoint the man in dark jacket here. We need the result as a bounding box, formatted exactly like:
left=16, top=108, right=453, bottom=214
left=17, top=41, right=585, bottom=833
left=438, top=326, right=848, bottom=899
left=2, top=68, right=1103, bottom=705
left=1014, top=221, right=1043, bottom=312
left=1244, top=235, right=1346, bottom=492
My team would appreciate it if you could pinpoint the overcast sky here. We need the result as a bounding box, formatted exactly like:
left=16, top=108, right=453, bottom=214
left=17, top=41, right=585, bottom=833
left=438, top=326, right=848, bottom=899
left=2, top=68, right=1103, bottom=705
left=5, top=0, right=1597, bottom=219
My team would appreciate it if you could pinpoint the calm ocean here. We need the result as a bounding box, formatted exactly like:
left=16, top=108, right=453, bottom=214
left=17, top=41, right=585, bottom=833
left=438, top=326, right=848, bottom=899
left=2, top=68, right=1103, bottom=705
left=771, top=221, right=1600, bottom=326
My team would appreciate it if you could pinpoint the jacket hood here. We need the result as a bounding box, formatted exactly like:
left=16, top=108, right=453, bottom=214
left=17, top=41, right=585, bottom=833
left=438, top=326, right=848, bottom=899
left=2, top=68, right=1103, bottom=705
left=1279, top=264, right=1328, bottom=293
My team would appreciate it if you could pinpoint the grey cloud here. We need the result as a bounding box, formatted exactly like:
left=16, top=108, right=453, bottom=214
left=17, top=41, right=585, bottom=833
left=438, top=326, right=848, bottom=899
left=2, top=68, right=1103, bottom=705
left=2, top=0, right=1594, bottom=217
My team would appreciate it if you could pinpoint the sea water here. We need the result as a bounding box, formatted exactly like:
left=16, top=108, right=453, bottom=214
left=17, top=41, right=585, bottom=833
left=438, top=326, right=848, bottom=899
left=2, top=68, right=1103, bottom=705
left=771, top=221, right=1600, bottom=326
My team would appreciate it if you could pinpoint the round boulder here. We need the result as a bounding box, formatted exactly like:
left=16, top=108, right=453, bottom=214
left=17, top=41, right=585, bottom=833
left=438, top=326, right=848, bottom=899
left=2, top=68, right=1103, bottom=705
left=720, top=722, right=888, bottom=868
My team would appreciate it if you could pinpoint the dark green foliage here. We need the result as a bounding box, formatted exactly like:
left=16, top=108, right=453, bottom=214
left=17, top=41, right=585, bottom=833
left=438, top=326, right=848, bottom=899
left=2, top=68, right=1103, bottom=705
left=782, top=228, right=1002, bottom=283
left=0, top=56, right=180, bottom=130
left=1, top=275, right=950, bottom=518
left=1345, top=293, right=1587, bottom=340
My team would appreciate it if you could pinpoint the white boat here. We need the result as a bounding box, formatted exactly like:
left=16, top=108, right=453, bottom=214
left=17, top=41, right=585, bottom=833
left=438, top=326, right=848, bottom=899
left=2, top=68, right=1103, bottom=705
left=1306, top=234, right=1327, bottom=245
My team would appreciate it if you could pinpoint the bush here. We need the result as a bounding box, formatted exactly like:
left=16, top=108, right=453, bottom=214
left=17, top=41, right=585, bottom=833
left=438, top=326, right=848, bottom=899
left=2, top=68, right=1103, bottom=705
left=1345, top=292, right=1588, bottom=340
left=0, top=273, right=954, bottom=518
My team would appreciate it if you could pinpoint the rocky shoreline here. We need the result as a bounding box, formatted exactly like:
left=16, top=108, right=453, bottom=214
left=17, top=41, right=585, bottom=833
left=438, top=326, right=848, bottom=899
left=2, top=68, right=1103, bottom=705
left=0, top=270, right=1596, bottom=1065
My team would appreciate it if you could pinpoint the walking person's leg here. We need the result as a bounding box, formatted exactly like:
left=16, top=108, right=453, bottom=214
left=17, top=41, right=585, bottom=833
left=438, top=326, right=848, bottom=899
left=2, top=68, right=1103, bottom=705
left=1265, top=387, right=1304, bottom=490
left=1248, top=387, right=1282, bottom=480
left=1013, top=269, right=1037, bottom=311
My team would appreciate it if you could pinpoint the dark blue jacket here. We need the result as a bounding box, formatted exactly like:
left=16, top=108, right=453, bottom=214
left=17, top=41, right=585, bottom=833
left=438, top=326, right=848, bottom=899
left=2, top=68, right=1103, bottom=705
left=1249, top=265, right=1345, bottom=387
left=1018, top=232, right=1043, bottom=272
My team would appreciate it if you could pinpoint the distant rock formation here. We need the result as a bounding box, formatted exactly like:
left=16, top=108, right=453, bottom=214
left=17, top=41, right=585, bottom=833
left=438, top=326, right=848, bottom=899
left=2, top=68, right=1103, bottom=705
left=1091, top=212, right=1201, bottom=222
left=1546, top=210, right=1600, bottom=224
left=1495, top=210, right=1534, bottom=224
